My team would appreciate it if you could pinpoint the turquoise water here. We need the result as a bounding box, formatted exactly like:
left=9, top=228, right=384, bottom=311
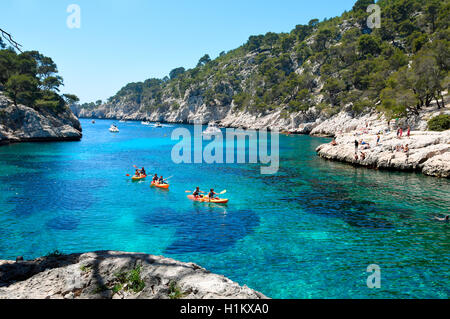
left=0, top=119, right=449, bottom=298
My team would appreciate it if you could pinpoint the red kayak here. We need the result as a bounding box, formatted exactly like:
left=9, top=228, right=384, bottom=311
left=187, top=195, right=229, bottom=204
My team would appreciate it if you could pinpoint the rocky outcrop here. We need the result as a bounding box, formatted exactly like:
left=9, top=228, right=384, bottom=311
left=0, top=251, right=267, bottom=299
left=316, top=130, right=450, bottom=178
left=0, top=93, right=82, bottom=146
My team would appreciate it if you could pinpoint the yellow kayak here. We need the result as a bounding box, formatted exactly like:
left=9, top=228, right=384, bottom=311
left=131, top=175, right=147, bottom=181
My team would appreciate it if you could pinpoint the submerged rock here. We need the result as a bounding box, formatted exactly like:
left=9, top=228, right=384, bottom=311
left=0, top=93, right=82, bottom=145
left=0, top=251, right=267, bottom=299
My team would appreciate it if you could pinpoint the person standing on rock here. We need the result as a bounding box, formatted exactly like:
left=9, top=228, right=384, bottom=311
left=399, top=127, right=403, bottom=138
left=404, top=144, right=409, bottom=163
left=407, top=126, right=411, bottom=138
left=354, top=139, right=359, bottom=153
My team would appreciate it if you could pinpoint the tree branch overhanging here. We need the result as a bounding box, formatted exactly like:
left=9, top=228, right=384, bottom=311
left=0, top=28, right=22, bottom=52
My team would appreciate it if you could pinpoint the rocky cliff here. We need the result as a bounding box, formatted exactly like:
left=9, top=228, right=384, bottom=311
left=0, top=251, right=267, bottom=299
left=0, top=93, right=82, bottom=145
left=74, top=97, right=323, bottom=133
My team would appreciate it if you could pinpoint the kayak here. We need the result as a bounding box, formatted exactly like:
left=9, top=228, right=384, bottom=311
left=132, top=175, right=147, bottom=181
left=187, top=195, right=229, bottom=204
left=151, top=181, right=169, bottom=189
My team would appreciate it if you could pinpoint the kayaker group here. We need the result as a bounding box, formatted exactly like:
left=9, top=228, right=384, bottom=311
left=192, top=187, right=219, bottom=200
left=130, top=166, right=228, bottom=203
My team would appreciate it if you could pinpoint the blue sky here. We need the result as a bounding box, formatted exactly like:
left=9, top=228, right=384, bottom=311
left=0, top=0, right=356, bottom=103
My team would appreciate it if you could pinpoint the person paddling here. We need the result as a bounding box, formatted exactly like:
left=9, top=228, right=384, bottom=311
left=134, top=169, right=141, bottom=177
left=152, top=174, right=158, bottom=182
left=207, top=188, right=218, bottom=199
left=140, top=167, right=146, bottom=176
left=193, top=187, right=204, bottom=198
left=158, top=175, right=166, bottom=184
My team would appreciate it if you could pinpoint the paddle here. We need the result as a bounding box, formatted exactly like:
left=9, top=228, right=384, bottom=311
left=127, top=165, right=139, bottom=176
left=204, top=190, right=227, bottom=202
left=185, top=190, right=205, bottom=193
left=185, top=189, right=226, bottom=195
left=154, top=176, right=171, bottom=184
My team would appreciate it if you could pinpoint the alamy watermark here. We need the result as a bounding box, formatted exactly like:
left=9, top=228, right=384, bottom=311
left=171, top=124, right=279, bottom=175
left=67, top=4, right=81, bottom=29
left=367, top=264, right=381, bottom=288
left=367, top=4, right=381, bottom=29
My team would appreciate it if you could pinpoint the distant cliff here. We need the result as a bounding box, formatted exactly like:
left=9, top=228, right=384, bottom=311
left=0, top=92, right=82, bottom=145
left=73, top=0, right=448, bottom=134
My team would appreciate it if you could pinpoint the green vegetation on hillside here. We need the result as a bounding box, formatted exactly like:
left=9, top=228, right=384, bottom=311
left=80, top=0, right=450, bottom=120
left=0, top=40, right=77, bottom=112
left=428, top=114, right=450, bottom=131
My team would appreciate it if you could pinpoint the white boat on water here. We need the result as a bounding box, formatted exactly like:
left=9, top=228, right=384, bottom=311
left=109, top=124, right=119, bottom=133
left=154, top=122, right=162, bottom=128
left=202, top=122, right=221, bottom=136
left=119, top=119, right=126, bottom=123
left=141, top=121, right=151, bottom=125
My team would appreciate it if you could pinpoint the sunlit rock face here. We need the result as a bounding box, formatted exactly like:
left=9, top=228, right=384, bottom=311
left=0, top=93, right=82, bottom=145
left=0, top=251, right=267, bottom=299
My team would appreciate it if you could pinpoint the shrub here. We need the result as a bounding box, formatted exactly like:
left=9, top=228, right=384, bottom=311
left=168, top=281, right=186, bottom=299
left=427, top=114, right=450, bottom=131
left=113, top=265, right=146, bottom=294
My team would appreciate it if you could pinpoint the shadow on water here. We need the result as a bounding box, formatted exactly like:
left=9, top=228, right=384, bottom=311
left=139, top=205, right=259, bottom=254
left=278, top=177, right=403, bottom=229
left=46, top=215, right=80, bottom=231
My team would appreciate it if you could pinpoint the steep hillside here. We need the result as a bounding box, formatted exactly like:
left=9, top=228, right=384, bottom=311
left=74, top=0, right=449, bottom=134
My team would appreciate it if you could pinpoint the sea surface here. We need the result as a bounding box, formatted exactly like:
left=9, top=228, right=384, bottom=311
left=0, top=119, right=448, bottom=298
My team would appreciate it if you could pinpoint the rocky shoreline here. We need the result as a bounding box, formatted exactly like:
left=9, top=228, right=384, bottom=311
left=313, top=108, right=450, bottom=178
left=0, top=93, right=82, bottom=146
left=316, top=130, right=450, bottom=178
left=0, top=251, right=267, bottom=299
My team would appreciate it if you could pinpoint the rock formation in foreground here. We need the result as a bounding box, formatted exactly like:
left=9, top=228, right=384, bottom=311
left=0, top=251, right=267, bottom=299
left=0, top=93, right=82, bottom=146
